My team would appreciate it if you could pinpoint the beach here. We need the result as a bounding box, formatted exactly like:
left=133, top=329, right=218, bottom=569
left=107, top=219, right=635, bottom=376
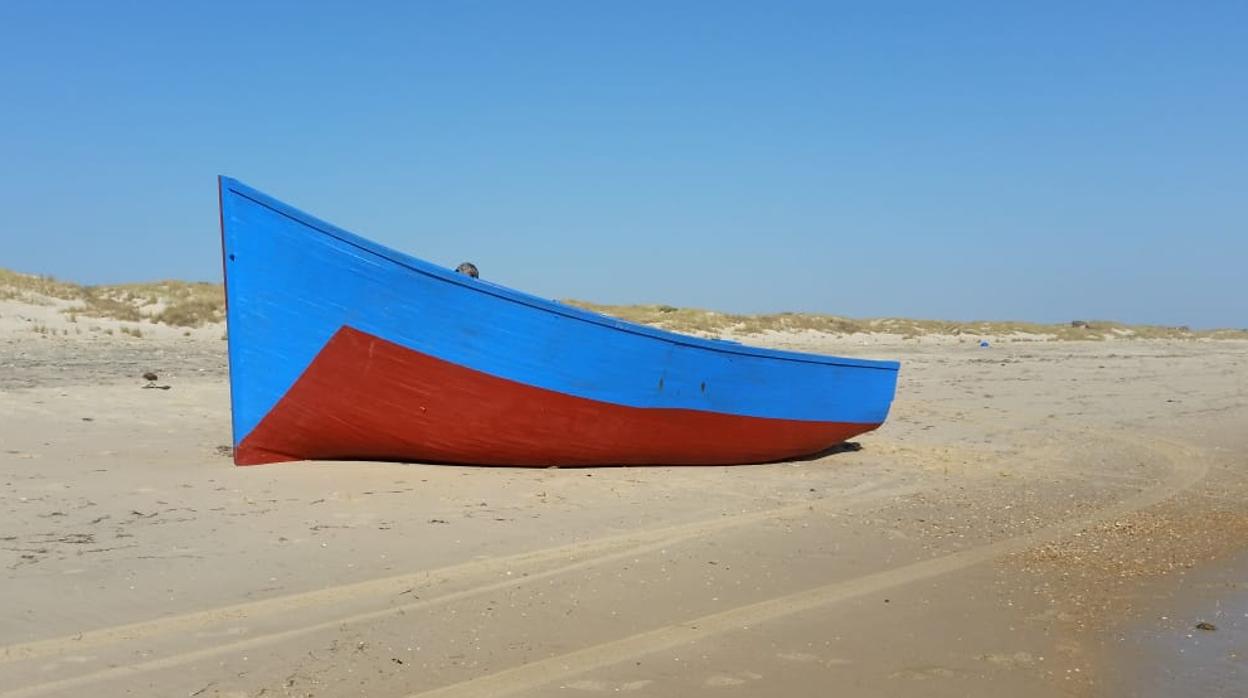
left=2, top=296, right=1247, bottom=697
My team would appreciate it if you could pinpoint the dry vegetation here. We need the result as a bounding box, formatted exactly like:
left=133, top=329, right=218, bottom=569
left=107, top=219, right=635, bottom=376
left=0, top=269, right=224, bottom=327
left=3, top=268, right=1244, bottom=339
left=564, top=300, right=1248, bottom=341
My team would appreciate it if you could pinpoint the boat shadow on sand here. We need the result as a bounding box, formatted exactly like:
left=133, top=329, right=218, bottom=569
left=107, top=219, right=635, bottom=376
left=362, top=442, right=867, bottom=470
left=785, top=441, right=864, bottom=462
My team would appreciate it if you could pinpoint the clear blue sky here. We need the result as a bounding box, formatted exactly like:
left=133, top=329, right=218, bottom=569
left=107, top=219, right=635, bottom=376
left=1, top=1, right=1243, bottom=328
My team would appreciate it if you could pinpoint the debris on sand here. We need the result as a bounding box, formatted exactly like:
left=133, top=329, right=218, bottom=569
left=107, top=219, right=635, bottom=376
left=141, top=370, right=171, bottom=390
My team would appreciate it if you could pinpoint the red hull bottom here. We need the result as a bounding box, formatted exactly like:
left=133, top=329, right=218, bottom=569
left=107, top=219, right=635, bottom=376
left=236, top=327, right=880, bottom=466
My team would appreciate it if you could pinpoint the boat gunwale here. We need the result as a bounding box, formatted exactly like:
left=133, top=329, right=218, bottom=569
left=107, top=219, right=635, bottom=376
left=219, top=176, right=900, bottom=373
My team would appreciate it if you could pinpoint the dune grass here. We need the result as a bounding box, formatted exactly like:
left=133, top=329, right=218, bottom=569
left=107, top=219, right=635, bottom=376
left=563, top=300, right=1248, bottom=341
left=0, top=269, right=225, bottom=327
left=3, top=267, right=1244, bottom=339
left=0, top=268, right=84, bottom=303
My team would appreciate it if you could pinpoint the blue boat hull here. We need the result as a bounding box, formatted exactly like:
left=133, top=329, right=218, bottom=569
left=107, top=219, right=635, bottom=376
left=218, top=177, right=899, bottom=466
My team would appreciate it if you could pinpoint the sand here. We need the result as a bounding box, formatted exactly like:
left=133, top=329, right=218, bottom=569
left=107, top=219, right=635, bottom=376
left=2, top=303, right=1247, bottom=697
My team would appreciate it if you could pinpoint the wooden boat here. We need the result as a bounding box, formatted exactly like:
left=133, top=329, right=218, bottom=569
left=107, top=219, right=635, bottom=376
left=219, top=177, right=900, bottom=466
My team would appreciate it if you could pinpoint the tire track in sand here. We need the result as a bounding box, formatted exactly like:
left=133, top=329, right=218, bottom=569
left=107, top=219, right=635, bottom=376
left=1, top=433, right=1202, bottom=698
left=0, top=478, right=915, bottom=696
left=405, top=433, right=1206, bottom=698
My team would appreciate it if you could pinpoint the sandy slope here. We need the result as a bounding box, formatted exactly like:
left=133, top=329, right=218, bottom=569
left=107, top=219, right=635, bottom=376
left=1, top=308, right=1246, bottom=697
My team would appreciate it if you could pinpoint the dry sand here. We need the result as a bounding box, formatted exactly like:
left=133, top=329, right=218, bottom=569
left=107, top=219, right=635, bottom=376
left=2, top=299, right=1247, bottom=697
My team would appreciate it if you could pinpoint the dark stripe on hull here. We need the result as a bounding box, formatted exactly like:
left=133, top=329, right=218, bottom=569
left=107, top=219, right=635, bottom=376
left=236, top=327, right=881, bottom=466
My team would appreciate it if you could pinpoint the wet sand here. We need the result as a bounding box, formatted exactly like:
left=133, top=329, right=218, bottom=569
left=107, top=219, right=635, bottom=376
left=1102, top=550, right=1248, bottom=697
left=1, top=317, right=1247, bottom=697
